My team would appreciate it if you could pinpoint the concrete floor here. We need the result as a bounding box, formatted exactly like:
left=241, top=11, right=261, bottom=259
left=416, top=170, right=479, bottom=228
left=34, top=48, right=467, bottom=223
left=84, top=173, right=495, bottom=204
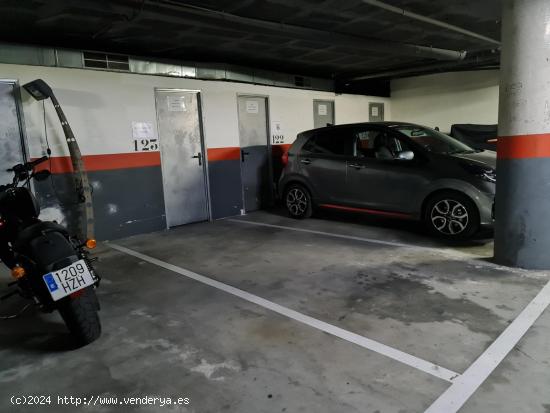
left=1, top=208, right=549, bottom=412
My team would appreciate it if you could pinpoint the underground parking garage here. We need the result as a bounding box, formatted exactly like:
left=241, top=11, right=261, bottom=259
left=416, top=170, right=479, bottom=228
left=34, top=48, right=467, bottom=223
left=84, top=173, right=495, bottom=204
left=0, top=0, right=550, bottom=412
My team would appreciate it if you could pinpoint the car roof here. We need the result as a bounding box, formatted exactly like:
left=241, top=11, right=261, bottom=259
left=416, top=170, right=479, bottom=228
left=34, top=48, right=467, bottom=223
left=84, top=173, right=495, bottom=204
left=298, top=121, right=426, bottom=137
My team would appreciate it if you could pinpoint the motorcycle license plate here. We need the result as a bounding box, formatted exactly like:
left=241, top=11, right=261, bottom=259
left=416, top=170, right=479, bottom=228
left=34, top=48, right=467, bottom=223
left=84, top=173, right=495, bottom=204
left=42, top=260, right=96, bottom=301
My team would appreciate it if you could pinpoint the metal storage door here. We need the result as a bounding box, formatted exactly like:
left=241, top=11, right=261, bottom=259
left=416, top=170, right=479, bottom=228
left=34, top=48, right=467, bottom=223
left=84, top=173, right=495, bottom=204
left=237, top=96, right=270, bottom=212
left=369, top=102, right=385, bottom=121
left=313, top=100, right=334, bottom=128
left=155, top=90, right=208, bottom=228
left=0, top=82, right=25, bottom=186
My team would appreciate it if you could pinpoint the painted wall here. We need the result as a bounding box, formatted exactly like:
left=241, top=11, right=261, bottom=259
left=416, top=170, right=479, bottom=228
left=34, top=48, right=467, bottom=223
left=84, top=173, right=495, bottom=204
left=391, top=70, right=500, bottom=133
left=0, top=63, right=389, bottom=239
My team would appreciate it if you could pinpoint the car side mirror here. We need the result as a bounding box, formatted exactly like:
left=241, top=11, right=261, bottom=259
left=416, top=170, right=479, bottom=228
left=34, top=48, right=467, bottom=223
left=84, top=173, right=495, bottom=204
left=395, top=150, right=414, bottom=161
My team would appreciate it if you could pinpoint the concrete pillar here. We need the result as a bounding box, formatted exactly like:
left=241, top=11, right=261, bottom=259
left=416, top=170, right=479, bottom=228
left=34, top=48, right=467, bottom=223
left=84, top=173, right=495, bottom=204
left=494, top=0, right=550, bottom=268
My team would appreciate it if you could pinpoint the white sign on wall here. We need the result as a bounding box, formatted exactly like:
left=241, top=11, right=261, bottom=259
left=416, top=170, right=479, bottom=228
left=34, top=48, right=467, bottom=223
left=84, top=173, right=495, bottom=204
left=318, top=104, right=328, bottom=116
left=167, top=95, right=187, bottom=111
left=371, top=106, right=379, bottom=117
left=271, top=121, right=284, bottom=144
left=132, top=121, right=154, bottom=139
left=246, top=100, right=259, bottom=114
left=132, top=121, right=159, bottom=152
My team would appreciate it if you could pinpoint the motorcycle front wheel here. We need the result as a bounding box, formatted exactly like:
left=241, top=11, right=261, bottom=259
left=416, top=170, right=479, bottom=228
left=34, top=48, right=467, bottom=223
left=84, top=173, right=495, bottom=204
left=57, top=286, right=101, bottom=346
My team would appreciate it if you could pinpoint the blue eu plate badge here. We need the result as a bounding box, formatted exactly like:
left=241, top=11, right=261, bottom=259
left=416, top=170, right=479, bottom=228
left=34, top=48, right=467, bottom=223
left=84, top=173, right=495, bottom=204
left=43, top=273, right=59, bottom=292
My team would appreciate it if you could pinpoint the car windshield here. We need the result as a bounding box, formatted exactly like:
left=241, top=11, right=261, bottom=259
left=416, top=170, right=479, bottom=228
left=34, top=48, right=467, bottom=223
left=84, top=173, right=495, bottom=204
left=394, top=125, right=477, bottom=155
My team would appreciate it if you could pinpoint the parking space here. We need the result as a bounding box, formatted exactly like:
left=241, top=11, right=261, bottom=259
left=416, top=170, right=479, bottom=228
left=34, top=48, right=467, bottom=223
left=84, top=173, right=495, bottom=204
left=0, top=238, right=449, bottom=413
left=121, top=212, right=545, bottom=367
left=2, top=210, right=548, bottom=412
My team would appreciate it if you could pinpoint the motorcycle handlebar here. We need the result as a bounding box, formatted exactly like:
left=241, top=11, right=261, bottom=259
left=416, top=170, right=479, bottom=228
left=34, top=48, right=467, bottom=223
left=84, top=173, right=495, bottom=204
left=28, top=156, right=49, bottom=169
left=6, top=156, right=49, bottom=173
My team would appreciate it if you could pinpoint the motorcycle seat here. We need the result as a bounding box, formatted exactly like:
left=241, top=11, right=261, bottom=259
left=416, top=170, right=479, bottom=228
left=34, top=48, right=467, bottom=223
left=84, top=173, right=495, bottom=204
left=14, top=221, right=69, bottom=250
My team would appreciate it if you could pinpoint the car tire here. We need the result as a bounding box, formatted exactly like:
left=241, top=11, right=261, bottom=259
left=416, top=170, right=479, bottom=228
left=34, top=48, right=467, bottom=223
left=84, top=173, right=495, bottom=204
left=284, top=184, right=313, bottom=219
left=424, top=191, right=479, bottom=239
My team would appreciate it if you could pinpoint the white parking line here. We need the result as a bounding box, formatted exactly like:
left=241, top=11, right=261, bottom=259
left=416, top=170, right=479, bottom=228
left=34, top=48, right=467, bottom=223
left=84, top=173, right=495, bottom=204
left=110, top=242, right=460, bottom=382
left=425, top=278, right=550, bottom=413
left=227, top=218, right=482, bottom=259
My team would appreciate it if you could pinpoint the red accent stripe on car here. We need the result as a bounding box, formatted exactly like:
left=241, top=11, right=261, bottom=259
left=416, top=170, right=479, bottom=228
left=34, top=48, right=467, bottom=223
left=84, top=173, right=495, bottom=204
left=319, top=203, right=413, bottom=219
left=498, top=133, right=550, bottom=159
left=34, top=152, right=161, bottom=174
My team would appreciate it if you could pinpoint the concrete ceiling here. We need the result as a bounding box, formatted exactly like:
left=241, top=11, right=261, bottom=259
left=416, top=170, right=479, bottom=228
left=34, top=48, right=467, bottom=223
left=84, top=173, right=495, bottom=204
left=0, top=0, right=501, bottom=86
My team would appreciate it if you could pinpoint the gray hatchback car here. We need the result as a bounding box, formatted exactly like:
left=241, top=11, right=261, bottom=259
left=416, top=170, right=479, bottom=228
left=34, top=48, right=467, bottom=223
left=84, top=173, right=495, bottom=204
left=278, top=122, right=496, bottom=239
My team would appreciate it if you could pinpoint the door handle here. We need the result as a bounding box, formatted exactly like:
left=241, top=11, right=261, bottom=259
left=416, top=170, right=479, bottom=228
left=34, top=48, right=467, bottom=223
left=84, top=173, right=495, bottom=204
left=300, top=159, right=312, bottom=165
left=191, top=152, right=202, bottom=166
left=348, top=163, right=365, bottom=169
left=241, top=150, right=250, bottom=162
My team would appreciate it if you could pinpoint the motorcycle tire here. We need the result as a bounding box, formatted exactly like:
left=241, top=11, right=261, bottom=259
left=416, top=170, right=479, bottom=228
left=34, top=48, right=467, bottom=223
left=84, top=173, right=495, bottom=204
left=58, top=286, right=101, bottom=346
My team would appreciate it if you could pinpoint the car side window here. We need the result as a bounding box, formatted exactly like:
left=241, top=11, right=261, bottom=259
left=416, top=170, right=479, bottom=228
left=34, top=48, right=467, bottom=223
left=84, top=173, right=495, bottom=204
left=354, top=129, right=382, bottom=158
left=354, top=128, right=413, bottom=160
left=303, top=129, right=351, bottom=156
left=390, top=134, right=414, bottom=154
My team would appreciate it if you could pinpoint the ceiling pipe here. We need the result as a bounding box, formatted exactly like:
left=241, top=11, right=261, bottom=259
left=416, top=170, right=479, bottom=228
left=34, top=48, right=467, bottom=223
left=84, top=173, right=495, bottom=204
left=361, top=0, right=501, bottom=46
left=150, top=0, right=467, bottom=61
left=348, top=55, right=499, bottom=81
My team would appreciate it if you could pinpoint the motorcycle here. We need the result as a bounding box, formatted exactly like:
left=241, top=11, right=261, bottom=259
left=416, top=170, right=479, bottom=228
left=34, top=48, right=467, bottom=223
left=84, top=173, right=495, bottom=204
left=0, top=156, right=101, bottom=346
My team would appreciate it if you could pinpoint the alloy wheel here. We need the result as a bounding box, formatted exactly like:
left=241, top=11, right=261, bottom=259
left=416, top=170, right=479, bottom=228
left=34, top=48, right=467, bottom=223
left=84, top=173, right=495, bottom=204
left=430, top=199, right=469, bottom=235
left=286, top=188, right=308, bottom=216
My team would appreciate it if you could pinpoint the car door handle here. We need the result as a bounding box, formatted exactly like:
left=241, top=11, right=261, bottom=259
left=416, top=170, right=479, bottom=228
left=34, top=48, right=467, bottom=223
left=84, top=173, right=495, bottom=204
left=191, top=152, right=202, bottom=166
left=348, top=163, right=365, bottom=169
left=241, top=150, right=250, bottom=162
left=300, top=159, right=312, bottom=165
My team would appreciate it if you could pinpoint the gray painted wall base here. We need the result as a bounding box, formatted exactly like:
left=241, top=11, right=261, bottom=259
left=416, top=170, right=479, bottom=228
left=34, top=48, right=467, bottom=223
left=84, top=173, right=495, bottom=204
left=495, top=158, right=550, bottom=269
left=35, top=166, right=166, bottom=241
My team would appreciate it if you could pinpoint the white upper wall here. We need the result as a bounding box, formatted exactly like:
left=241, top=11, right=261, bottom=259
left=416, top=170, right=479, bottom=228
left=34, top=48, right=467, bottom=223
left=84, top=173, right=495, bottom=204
left=0, top=63, right=390, bottom=158
left=335, top=93, right=389, bottom=124
left=391, top=70, right=499, bottom=133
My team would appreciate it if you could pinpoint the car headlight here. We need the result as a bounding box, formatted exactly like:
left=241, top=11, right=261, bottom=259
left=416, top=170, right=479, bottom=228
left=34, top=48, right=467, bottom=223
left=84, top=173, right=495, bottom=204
left=480, top=170, right=496, bottom=183
left=462, top=163, right=496, bottom=183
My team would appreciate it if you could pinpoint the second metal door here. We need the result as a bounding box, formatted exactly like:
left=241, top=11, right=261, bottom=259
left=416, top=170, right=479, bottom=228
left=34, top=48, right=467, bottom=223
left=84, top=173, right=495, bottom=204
left=155, top=90, right=209, bottom=228
left=369, top=102, right=385, bottom=122
left=237, top=96, right=271, bottom=212
left=313, top=100, right=334, bottom=128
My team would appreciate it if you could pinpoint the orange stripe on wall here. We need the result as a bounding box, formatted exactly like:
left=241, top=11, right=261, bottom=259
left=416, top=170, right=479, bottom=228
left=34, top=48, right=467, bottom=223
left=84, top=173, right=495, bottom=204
left=36, top=152, right=161, bottom=174
left=207, top=144, right=292, bottom=162
left=207, top=147, right=241, bottom=161
left=498, top=133, right=550, bottom=159
left=39, top=144, right=293, bottom=173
